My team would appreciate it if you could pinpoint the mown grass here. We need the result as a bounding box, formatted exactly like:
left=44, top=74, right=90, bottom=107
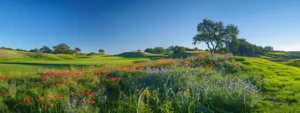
left=0, top=50, right=150, bottom=74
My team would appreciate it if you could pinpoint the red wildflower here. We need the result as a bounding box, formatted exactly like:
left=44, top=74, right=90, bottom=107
left=39, top=96, right=44, bottom=102
left=43, top=105, right=47, bottom=109
left=60, top=95, right=63, bottom=100
left=53, top=96, right=57, bottom=101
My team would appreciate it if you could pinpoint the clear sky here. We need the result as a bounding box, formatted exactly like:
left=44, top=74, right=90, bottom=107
left=0, top=0, right=299, bottom=54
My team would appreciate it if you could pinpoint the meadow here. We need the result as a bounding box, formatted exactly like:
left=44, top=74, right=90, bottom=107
left=1, top=50, right=300, bottom=112
left=0, top=50, right=154, bottom=74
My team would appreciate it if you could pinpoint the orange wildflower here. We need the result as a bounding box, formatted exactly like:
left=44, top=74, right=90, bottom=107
left=53, top=96, right=57, bottom=101
left=39, top=96, right=44, bottom=102
left=60, top=95, right=63, bottom=100
left=43, top=105, right=47, bottom=109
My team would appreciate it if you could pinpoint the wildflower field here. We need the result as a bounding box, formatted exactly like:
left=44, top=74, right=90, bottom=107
left=0, top=54, right=299, bottom=113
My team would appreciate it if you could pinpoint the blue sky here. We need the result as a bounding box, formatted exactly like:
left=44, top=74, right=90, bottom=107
left=0, top=0, right=299, bottom=54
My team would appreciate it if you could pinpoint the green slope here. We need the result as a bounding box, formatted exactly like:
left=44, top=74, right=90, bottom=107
left=117, top=51, right=166, bottom=60
left=239, top=57, right=300, bottom=112
left=0, top=50, right=150, bottom=74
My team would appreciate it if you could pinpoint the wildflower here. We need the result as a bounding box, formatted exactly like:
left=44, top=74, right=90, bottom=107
left=143, top=89, right=150, bottom=97
left=43, top=105, right=47, bottom=109
left=23, top=98, right=27, bottom=102
left=152, top=97, right=156, bottom=101
left=48, top=96, right=52, bottom=100
left=183, top=88, right=190, bottom=97
left=39, top=96, right=44, bottom=102
left=53, top=96, right=57, bottom=101
left=152, top=90, right=157, bottom=93
left=60, top=95, right=63, bottom=100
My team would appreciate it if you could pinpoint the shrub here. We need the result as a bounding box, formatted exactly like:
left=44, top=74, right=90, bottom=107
left=87, top=52, right=97, bottom=56
left=287, top=60, right=300, bottom=67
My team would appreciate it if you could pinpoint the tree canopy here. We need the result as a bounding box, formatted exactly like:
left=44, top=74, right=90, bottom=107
left=144, top=48, right=154, bottom=53
left=53, top=43, right=71, bottom=54
left=29, top=48, right=39, bottom=53
left=74, top=47, right=81, bottom=52
left=153, top=47, right=165, bottom=54
left=40, top=46, right=53, bottom=53
left=193, top=19, right=239, bottom=54
left=99, top=49, right=105, bottom=54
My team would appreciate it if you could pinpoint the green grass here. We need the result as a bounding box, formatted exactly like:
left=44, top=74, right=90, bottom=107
left=2, top=49, right=300, bottom=112
left=0, top=54, right=261, bottom=113
left=237, top=57, right=300, bottom=112
left=263, top=51, right=300, bottom=61
left=169, top=51, right=207, bottom=58
left=0, top=50, right=150, bottom=74
left=284, top=59, right=300, bottom=68
left=117, top=51, right=166, bottom=60
left=2, top=53, right=300, bottom=112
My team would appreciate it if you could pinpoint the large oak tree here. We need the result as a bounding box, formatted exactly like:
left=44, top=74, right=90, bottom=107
left=193, top=19, right=239, bottom=54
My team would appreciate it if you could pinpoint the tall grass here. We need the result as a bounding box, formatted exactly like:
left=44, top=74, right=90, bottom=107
left=0, top=54, right=263, bottom=113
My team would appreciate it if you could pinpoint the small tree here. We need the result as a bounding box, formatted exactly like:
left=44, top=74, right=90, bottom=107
left=173, top=46, right=185, bottom=54
left=40, top=46, right=53, bottom=53
left=264, top=46, right=273, bottom=54
left=53, top=43, right=71, bottom=54
left=144, top=48, right=154, bottom=53
left=29, top=48, right=39, bottom=53
left=75, top=47, right=81, bottom=52
left=153, top=47, right=165, bottom=54
left=74, top=47, right=81, bottom=54
left=99, top=49, right=105, bottom=54
left=194, top=47, right=199, bottom=51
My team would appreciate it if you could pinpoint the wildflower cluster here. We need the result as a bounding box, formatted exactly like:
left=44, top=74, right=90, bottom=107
left=0, top=54, right=262, bottom=113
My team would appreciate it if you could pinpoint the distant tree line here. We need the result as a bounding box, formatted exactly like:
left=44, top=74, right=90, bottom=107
left=144, top=46, right=201, bottom=55
left=193, top=19, right=274, bottom=56
left=0, top=47, right=15, bottom=50
left=144, top=47, right=166, bottom=54
left=32, top=43, right=82, bottom=55
left=0, top=43, right=106, bottom=55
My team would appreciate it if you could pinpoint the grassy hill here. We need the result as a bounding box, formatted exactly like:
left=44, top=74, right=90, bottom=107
left=238, top=57, right=300, bottom=112
left=1, top=50, right=300, bottom=112
left=117, top=51, right=166, bottom=60
left=0, top=50, right=150, bottom=74
left=260, top=51, right=300, bottom=68
left=262, top=51, right=300, bottom=61
left=169, top=51, right=207, bottom=58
